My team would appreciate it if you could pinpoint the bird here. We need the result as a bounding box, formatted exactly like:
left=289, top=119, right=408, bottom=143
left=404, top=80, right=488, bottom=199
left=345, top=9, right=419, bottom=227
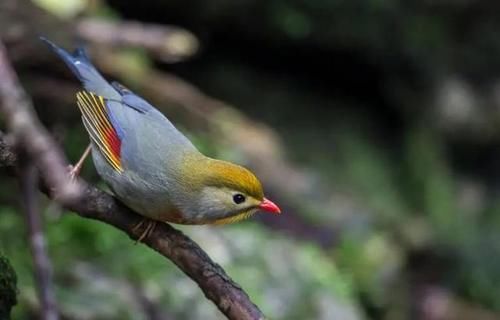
left=40, top=37, right=281, bottom=241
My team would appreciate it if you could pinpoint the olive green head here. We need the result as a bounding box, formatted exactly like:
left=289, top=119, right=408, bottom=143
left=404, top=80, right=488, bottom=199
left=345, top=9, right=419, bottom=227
left=179, top=155, right=279, bottom=224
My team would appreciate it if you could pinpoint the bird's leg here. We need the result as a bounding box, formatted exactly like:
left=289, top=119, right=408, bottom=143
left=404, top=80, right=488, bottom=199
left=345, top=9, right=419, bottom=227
left=133, top=219, right=157, bottom=244
left=132, top=219, right=146, bottom=244
left=68, top=144, right=91, bottom=180
left=137, top=220, right=156, bottom=243
left=142, top=221, right=157, bottom=242
left=132, top=219, right=145, bottom=233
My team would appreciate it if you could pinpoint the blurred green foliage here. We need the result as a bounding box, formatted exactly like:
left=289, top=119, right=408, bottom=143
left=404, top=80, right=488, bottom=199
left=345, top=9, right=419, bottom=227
left=0, top=201, right=359, bottom=319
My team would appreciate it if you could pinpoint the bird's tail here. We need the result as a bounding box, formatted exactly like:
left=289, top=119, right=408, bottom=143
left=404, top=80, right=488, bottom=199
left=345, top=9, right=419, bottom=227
left=40, top=37, right=119, bottom=99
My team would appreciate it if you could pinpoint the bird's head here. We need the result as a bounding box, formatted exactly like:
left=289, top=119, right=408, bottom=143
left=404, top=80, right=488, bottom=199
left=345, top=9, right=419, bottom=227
left=181, top=157, right=281, bottom=224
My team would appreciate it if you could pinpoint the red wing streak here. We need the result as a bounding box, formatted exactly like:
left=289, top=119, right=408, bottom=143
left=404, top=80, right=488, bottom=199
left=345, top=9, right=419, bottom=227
left=76, top=91, right=123, bottom=172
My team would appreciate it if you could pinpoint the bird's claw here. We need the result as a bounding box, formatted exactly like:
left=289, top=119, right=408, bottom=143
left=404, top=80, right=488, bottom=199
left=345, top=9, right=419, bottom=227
left=67, top=164, right=80, bottom=181
left=67, top=144, right=91, bottom=181
left=132, top=219, right=157, bottom=244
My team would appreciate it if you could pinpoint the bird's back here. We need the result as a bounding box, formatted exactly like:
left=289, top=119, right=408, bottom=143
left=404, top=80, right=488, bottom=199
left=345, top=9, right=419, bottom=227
left=41, top=37, right=199, bottom=219
left=93, top=99, right=198, bottom=219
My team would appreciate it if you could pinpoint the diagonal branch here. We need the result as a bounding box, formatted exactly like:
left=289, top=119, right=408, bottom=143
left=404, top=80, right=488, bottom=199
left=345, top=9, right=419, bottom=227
left=76, top=18, right=199, bottom=63
left=0, top=41, right=264, bottom=320
left=19, top=159, right=59, bottom=320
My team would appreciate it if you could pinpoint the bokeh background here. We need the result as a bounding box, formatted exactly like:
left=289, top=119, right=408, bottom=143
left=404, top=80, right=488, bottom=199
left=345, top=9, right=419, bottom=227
left=2, top=0, right=500, bottom=319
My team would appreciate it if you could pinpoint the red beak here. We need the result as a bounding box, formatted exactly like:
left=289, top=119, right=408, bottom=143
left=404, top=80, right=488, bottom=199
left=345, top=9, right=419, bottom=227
left=258, top=198, right=281, bottom=214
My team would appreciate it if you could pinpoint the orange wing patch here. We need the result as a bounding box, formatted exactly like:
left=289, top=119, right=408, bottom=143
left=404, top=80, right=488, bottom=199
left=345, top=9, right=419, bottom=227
left=76, top=91, right=123, bottom=172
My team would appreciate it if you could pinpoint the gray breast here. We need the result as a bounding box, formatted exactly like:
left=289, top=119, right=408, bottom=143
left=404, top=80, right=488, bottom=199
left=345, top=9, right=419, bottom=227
left=90, top=100, right=198, bottom=219
left=90, top=145, right=175, bottom=219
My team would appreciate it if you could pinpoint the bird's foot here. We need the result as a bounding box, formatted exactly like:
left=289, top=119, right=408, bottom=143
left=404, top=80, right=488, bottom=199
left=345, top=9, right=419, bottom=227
left=67, top=164, right=80, bottom=181
left=67, top=144, right=92, bottom=181
left=132, top=219, right=157, bottom=244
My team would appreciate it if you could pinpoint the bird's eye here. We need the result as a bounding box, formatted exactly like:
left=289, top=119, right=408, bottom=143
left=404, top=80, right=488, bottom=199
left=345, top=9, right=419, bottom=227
left=233, top=194, right=246, bottom=204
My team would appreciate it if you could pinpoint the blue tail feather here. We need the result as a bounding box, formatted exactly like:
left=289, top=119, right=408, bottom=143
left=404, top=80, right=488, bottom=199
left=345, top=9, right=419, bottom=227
left=40, top=36, right=119, bottom=99
left=40, top=37, right=87, bottom=82
left=72, top=46, right=90, bottom=61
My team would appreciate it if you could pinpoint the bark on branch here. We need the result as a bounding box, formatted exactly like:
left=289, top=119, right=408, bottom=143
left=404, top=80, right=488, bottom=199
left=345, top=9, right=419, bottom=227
left=0, top=40, right=264, bottom=320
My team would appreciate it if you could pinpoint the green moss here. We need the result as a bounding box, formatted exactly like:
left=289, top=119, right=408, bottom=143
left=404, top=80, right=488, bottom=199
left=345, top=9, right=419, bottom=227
left=0, top=255, right=17, bottom=320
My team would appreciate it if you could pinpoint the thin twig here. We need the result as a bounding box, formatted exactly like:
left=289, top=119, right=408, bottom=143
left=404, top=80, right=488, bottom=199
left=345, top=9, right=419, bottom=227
left=19, top=158, right=58, bottom=320
left=0, top=40, right=264, bottom=319
left=76, top=19, right=199, bottom=62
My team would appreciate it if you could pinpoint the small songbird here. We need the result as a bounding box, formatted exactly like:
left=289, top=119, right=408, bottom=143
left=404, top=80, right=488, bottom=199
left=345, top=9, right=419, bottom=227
left=41, top=37, right=280, bottom=240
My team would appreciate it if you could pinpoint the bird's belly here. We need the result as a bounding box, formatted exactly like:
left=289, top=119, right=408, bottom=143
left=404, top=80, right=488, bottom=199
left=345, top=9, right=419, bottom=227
left=112, top=178, right=179, bottom=222
left=118, top=193, right=192, bottom=224
left=119, top=193, right=178, bottom=222
left=91, top=146, right=182, bottom=222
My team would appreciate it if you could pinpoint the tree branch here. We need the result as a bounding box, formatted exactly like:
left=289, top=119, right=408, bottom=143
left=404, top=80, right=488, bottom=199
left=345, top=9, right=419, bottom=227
left=76, top=18, right=199, bottom=63
left=19, top=158, right=59, bottom=320
left=0, top=41, right=264, bottom=320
